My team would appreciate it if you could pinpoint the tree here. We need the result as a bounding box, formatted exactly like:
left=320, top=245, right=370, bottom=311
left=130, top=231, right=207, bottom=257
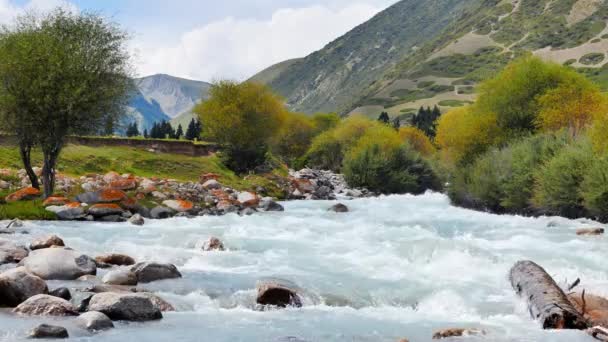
left=412, top=106, right=441, bottom=137
left=272, top=113, right=316, bottom=164
left=143, top=129, right=149, bottom=139
left=378, top=111, right=390, bottom=124
left=392, top=117, right=401, bottom=130
left=195, top=81, right=286, bottom=172
left=398, top=126, right=435, bottom=156
left=0, top=9, right=132, bottom=197
left=185, top=118, right=199, bottom=140
left=126, top=123, right=139, bottom=137
left=175, top=124, right=184, bottom=140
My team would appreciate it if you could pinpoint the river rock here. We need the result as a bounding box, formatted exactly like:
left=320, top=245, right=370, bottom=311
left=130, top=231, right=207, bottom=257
left=202, top=237, right=225, bottom=251
left=13, top=294, right=77, bottom=316
left=49, top=287, right=71, bottom=301
left=130, top=262, right=182, bottom=283
left=22, top=248, right=97, bottom=280
left=128, top=213, right=145, bottom=226
left=150, top=206, right=174, bottom=219
left=76, top=311, right=114, bottom=331
left=99, top=215, right=127, bottom=222
left=328, top=203, right=349, bottom=213
left=76, top=189, right=127, bottom=204
left=260, top=198, right=284, bottom=212
left=95, top=254, right=135, bottom=267
left=102, top=269, right=138, bottom=286
left=30, top=235, right=65, bottom=250
left=0, top=267, right=48, bottom=307
left=237, top=192, right=259, bottom=207
left=28, top=324, right=69, bottom=339
left=256, top=278, right=302, bottom=308
left=42, top=196, right=69, bottom=207
left=0, top=238, right=28, bottom=264
left=109, top=178, right=138, bottom=191
left=102, top=171, right=121, bottom=184
left=432, top=328, right=485, bottom=339
left=203, top=179, right=222, bottom=190
left=576, top=228, right=605, bottom=236
left=162, top=200, right=194, bottom=213
left=88, top=204, right=125, bottom=217
left=6, top=187, right=41, bottom=202
left=46, top=202, right=86, bottom=220
left=239, top=207, right=257, bottom=216
left=139, top=293, right=175, bottom=312
left=87, top=292, right=162, bottom=321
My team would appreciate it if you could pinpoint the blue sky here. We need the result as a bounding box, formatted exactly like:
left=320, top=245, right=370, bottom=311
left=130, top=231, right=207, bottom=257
left=4, top=0, right=395, bottom=80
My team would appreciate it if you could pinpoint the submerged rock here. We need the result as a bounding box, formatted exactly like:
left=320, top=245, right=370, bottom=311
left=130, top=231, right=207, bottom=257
left=76, top=311, right=114, bottom=331
left=432, top=328, right=485, bottom=339
left=22, top=248, right=96, bottom=280
left=328, top=203, right=349, bottom=213
left=13, top=294, right=77, bottom=316
left=87, top=292, right=162, bottom=321
left=202, top=237, right=225, bottom=251
left=256, top=278, right=302, bottom=308
left=0, top=267, right=48, bottom=307
left=28, top=324, right=69, bottom=339
left=576, top=227, right=604, bottom=236
left=260, top=198, right=284, bottom=212
left=29, top=235, right=65, bottom=250
left=128, top=213, right=145, bottom=226
left=130, top=262, right=182, bottom=283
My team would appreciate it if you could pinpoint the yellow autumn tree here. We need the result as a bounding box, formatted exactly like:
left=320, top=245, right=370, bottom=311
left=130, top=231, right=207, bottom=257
left=435, top=106, right=500, bottom=166
left=272, top=113, right=316, bottom=164
left=536, top=77, right=608, bottom=136
left=398, top=126, right=436, bottom=156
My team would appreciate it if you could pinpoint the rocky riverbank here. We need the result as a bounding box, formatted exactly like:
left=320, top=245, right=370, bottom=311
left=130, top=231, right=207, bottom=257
left=0, top=168, right=370, bottom=222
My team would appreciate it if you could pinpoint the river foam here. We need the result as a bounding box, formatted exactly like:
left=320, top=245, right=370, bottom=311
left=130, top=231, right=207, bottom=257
left=1, top=193, right=606, bottom=341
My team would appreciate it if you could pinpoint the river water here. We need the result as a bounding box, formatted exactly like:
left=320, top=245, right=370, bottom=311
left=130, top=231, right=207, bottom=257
left=0, top=193, right=606, bottom=341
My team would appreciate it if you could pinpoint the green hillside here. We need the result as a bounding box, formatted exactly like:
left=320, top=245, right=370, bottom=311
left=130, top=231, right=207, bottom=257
left=252, top=0, right=608, bottom=118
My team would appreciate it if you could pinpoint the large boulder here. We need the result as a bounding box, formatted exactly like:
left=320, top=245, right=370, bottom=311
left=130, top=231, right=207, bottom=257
left=46, top=202, right=86, bottom=220
left=76, top=311, right=114, bottom=331
left=150, top=206, right=174, bottom=219
left=42, top=196, right=69, bottom=207
left=22, top=248, right=97, bottom=280
left=76, top=189, right=127, bottom=204
left=0, top=267, right=48, bottom=307
left=88, top=203, right=125, bottom=218
left=6, top=187, right=41, bottom=202
left=256, top=278, right=302, bottom=308
left=162, top=200, right=194, bottom=213
left=237, top=192, right=259, bottom=207
left=130, top=262, right=182, bottom=283
left=95, top=254, right=135, bottom=267
left=29, top=235, right=65, bottom=250
left=87, top=292, right=162, bottom=321
left=102, top=269, right=138, bottom=286
left=260, top=198, right=284, bottom=212
left=139, top=293, right=175, bottom=312
left=13, top=294, right=78, bottom=316
left=28, top=324, right=69, bottom=339
left=49, top=287, right=71, bottom=301
left=0, top=238, right=28, bottom=264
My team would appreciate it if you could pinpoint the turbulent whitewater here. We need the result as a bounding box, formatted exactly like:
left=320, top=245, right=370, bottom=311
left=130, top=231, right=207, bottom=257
left=1, top=193, right=606, bottom=341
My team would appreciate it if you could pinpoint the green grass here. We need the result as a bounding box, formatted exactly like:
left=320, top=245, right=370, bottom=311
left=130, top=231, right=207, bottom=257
left=457, top=86, right=475, bottom=94
left=438, top=99, right=472, bottom=107
left=0, top=200, right=57, bottom=220
left=0, top=144, right=288, bottom=196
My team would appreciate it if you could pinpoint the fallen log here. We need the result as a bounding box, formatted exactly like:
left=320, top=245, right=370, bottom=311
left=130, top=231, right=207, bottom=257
left=509, top=260, right=588, bottom=329
left=588, top=326, right=608, bottom=341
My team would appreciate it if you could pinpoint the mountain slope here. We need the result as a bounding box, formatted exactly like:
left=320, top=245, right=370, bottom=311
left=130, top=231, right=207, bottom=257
left=254, top=0, right=608, bottom=118
left=124, top=74, right=211, bottom=131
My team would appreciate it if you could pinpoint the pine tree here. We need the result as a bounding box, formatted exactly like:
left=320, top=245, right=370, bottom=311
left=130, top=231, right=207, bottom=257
left=143, top=129, right=148, bottom=139
left=176, top=124, right=184, bottom=140
left=185, top=118, right=198, bottom=141
left=392, top=117, right=401, bottom=130
left=126, top=122, right=139, bottom=137
left=378, top=111, right=390, bottom=124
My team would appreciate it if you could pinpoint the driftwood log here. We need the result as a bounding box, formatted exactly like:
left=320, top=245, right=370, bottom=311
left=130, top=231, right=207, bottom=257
left=509, top=260, right=588, bottom=329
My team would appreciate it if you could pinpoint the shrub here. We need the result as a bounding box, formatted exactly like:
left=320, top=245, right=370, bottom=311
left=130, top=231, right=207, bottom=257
left=435, top=106, right=501, bottom=166
left=532, top=139, right=594, bottom=218
left=398, top=126, right=435, bottom=156
left=272, top=113, right=316, bottom=165
left=581, top=154, right=608, bottom=222
left=343, top=142, right=441, bottom=195
left=466, top=148, right=513, bottom=212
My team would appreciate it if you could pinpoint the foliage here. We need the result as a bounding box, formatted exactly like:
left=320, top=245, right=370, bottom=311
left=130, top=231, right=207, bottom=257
left=195, top=81, right=286, bottom=172
left=0, top=9, right=133, bottom=197
left=475, top=56, right=569, bottom=137
left=581, top=154, right=608, bottom=222
left=185, top=118, right=202, bottom=141
left=149, top=120, right=176, bottom=139
left=378, top=111, right=390, bottom=124
left=343, top=139, right=440, bottom=195
left=435, top=106, right=500, bottom=166
left=125, top=123, right=140, bottom=137
left=398, top=126, right=435, bottom=157
left=536, top=79, right=608, bottom=136
left=412, top=106, right=441, bottom=137
left=311, top=113, right=340, bottom=134
left=532, top=139, right=594, bottom=218
left=272, top=113, right=316, bottom=165
left=579, top=53, right=605, bottom=66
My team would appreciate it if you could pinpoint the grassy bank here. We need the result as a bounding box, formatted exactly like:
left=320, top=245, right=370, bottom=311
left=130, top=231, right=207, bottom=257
left=0, top=144, right=289, bottom=220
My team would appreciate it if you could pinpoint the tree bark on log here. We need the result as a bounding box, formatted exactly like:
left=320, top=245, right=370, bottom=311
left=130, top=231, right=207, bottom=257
left=509, top=260, right=588, bottom=329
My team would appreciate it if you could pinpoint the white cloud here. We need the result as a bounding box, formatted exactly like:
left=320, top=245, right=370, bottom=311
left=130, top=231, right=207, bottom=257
left=133, top=3, right=385, bottom=81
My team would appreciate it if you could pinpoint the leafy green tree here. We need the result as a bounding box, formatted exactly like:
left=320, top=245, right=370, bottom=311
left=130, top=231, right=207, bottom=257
left=0, top=9, right=132, bottom=197
left=581, top=154, right=608, bottom=222
left=195, top=81, right=286, bottom=172
left=311, top=112, right=340, bottom=133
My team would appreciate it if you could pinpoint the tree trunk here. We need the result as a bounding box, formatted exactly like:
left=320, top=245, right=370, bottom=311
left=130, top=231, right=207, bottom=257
left=19, top=142, right=39, bottom=189
left=509, top=260, right=588, bottom=329
left=41, top=146, right=60, bottom=198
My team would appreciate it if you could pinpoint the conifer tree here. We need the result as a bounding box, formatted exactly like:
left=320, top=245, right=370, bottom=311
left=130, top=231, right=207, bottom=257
left=176, top=124, right=184, bottom=140
left=378, top=111, right=390, bottom=124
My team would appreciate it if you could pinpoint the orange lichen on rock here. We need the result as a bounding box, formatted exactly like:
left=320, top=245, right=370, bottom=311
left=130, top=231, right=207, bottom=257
left=42, top=197, right=70, bottom=207
left=99, top=189, right=128, bottom=202
left=6, top=187, right=42, bottom=202
left=90, top=203, right=122, bottom=210
left=109, top=178, right=138, bottom=190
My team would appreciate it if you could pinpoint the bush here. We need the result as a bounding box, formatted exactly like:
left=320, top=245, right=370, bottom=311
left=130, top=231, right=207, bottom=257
left=272, top=113, right=316, bottom=165
left=532, top=139, right=594, bottom=218
left=343, top=142, right=441, bottom=195
left=398, top=126, right=435, bottom=156
left=581, top=154, right=608, bottom=222
left=466, top=148, right=513, bottom=212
